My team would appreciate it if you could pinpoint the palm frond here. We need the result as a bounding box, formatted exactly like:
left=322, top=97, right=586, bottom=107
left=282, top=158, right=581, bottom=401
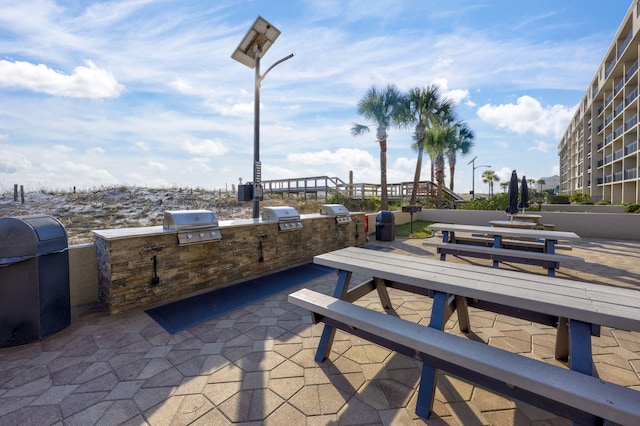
left=351, top=123, right=370, bottom=136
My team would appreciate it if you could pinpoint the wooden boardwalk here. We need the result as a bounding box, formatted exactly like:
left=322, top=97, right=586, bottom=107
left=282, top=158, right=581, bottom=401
left=260, top=175, right=464, bottom=202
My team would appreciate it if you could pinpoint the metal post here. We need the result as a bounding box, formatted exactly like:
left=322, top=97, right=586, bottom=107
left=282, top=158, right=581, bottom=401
left=253, top=49, right=262, bottom=219
left=231, top=17, right=293, bottom=218
left=468, top=156, right=490, bottom=200
left=471, top=159, right=476, bottom=200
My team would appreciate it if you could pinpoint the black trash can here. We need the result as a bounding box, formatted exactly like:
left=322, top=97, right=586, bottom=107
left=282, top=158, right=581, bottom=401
left=0, top=215, right=70, bottom=348
left=375, top=211, right=395, bottom=241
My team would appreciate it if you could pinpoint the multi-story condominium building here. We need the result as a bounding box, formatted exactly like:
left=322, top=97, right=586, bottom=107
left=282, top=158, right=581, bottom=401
left=559, top=1, right=640, bottom=204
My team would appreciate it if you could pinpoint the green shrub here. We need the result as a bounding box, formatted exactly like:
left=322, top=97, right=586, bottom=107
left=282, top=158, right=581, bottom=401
left=595, top=199, right=611, bottom=205
left=569, top=192, right=592, bottom=204
left=457, top=193, right=509, bottom=211
left=326, top=192, right=380, bottom=212
left=624, top=203, right=640, bottom=213
left=548, top=194, right=570, bottom=204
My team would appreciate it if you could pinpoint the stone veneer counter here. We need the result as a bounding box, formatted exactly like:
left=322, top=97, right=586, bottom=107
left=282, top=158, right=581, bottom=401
left=92, top=213, right=366, bottom=313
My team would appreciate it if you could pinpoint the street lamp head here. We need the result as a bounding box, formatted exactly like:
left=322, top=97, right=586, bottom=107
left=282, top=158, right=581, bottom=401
left=231, top=16, right=281, bottom=68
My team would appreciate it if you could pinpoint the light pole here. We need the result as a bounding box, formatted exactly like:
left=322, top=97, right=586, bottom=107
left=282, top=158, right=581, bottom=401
left=468, top=156, right=490, bottom=199
left=232, top=16, right=294, bottom=218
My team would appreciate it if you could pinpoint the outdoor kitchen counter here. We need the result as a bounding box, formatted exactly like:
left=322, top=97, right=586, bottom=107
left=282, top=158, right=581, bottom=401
left=92, top=212, right=367, bottom=313
left=91, top=214, right=347, bottom=240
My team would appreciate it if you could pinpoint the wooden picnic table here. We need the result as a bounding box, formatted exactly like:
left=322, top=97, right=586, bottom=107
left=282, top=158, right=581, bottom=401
left=428, top=223, right=582, bottom=276
left=497, top=213, right=555, bottom=230
left=291, top=246, right=640, bottom=423
left=510, top=213, right=542, bottom=224
left=489, top=219, right=538, bottom=229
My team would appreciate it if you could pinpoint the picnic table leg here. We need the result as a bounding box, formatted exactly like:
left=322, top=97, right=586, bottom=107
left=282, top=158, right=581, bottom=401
left=455, top=296, right=470, bottom=333
left=569, top=319, right=593, bottom=376
left=491, top=235, right=502, bottom=268
left=555, top=317, right=569, bottom=361
left=374, top=278, right=393, bottom=311
left=545, top=240, right=558, bottom=277
left=545, top=239, right=557, bottom=254
left=440, top=231, right=450, bottom=261
left=315, top=270, right=352, bottom=363
left=416, top=291, right=449, bottom=419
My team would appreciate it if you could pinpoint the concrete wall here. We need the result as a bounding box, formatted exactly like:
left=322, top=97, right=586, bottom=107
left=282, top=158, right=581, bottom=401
left=412, top=209, right=640, bottom=240
left=540, top=204, right=626, bottom=213
left=68, top=243, right=98, bottom=307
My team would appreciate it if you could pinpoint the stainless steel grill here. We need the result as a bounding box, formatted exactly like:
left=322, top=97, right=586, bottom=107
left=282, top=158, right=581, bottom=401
left=163, top=210, right=222, bottom=245
left=320, top=204, right=352, bottom=224
left=262, top=206, right=303, bottom=231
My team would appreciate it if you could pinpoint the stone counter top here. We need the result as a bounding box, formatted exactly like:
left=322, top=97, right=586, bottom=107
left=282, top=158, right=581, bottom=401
left=92, top=212, right=364, bottom=241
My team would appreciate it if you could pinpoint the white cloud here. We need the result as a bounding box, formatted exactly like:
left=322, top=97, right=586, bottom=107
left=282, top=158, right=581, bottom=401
left=527, top=140, right=550, bottom=153
left=181, top=137, right=228, bottom=157
left=0, top=150, right=31, bottom=173
left=148, top=161, right=167, bottom=171
left=444, top=88, right=470, bottom=105
left=54, top=144, right=74, bottom=153
left=495, top=167, right=514, bottom=183
left=288, top=148, right=375, bottom=169
left=135, top=141, right=150, bottom=151
left=214, top=102, right=253, bottom=116
left=183, top=157, right=213, bottom=174
left=169, top=77, right=194, bottom=94
left=87, top=147, right=105, bottom=155
left=388, top=156, right=418, bottom=182
left=0, top=60, right=124, bottom=98
left=286, top=148, right=379, bottom=182
left=476, top=95, right=574, bottom=138
left=426, top=78, right=470, bottom=106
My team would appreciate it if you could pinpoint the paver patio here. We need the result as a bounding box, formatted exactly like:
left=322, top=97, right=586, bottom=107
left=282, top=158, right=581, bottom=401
left=1, top=237, right=639, bottom=425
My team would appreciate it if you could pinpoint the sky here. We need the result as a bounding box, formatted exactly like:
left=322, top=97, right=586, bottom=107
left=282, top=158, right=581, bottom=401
left=0, top=0, right=634, bottom=195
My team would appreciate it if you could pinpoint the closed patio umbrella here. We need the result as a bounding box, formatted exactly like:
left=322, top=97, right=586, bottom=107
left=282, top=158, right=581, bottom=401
left=505, top=170, right=519, bottom=215
left=518, top=176, right=529, bottom=214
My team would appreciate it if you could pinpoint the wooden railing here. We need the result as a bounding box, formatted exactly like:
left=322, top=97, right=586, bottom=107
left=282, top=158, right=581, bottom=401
left=260, top=176, right=464, bottom=202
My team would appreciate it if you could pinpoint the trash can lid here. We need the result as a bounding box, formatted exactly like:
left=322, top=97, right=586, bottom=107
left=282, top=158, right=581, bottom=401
left=375, top=211, right=394, bottom=222
left=21, top=216, right=66, bottom=241
left=0, top=216, right=67, bottom=258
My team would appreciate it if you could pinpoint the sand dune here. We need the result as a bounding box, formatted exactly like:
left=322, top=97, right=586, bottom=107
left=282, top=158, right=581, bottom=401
left=0, top=186, right=320, bottom=245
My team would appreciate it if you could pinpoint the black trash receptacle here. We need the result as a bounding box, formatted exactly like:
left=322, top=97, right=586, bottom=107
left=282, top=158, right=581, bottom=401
left=0, top=215, right=70, bottom=348
left=375, top=211, right=395, bottom=241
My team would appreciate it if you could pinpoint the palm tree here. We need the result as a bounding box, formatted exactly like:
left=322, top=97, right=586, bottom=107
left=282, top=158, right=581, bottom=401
left=428, top=124, right=458, bottom=206
left=445, top=121, right=474, bottom=192
left=500, top=181, right=509, bottom=193
left=481, top=169, right=500, bottom=197
left=351, top=85, right=404, bottom=210
left=402, top=85, right=453, bottom=204
left=536, top=178, right=546, bottom=193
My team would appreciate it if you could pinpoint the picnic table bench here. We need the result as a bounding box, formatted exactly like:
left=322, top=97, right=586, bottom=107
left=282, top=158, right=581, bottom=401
left=428, top=223, right=584, bottom=277
left=288, top=246, right=640, bottom=424
left=505, top=213, right=555, bottom=230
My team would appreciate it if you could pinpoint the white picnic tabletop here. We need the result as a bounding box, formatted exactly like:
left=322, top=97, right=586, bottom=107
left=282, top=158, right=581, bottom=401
left=428, top=222, right=580, bottom=241
left=314, top=246, right=639, bottom=332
